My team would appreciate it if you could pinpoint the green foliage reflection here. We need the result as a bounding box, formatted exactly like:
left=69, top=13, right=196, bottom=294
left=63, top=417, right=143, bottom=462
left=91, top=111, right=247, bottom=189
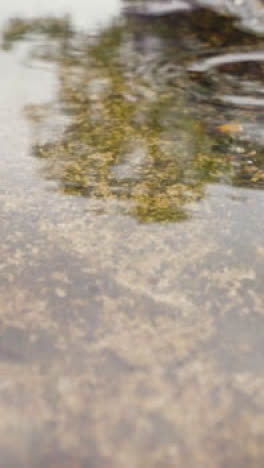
left=2, top=15, right=235, bottom=222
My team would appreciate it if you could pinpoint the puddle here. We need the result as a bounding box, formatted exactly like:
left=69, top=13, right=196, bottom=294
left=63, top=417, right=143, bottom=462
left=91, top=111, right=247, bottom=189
left=1, top=1, right=264, bottom=467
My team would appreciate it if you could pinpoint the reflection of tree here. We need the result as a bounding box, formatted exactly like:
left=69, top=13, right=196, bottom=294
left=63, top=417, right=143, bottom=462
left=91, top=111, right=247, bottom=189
left=2, top=14, right=246, bottom=222
left=2, top=16, right=73, bottom=50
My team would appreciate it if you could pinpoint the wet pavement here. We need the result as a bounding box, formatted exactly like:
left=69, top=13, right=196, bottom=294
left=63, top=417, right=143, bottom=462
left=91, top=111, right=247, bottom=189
left=1, top=1, right=264, bottom=467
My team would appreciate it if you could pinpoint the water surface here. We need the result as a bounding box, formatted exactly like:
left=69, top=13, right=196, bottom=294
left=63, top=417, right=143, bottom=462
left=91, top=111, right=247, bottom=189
left=1, top=1, right=264, bottom=467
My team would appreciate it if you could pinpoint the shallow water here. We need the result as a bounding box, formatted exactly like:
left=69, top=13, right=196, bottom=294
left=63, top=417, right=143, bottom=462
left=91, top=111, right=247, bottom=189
left=1, top=1, right=264, bottom=467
